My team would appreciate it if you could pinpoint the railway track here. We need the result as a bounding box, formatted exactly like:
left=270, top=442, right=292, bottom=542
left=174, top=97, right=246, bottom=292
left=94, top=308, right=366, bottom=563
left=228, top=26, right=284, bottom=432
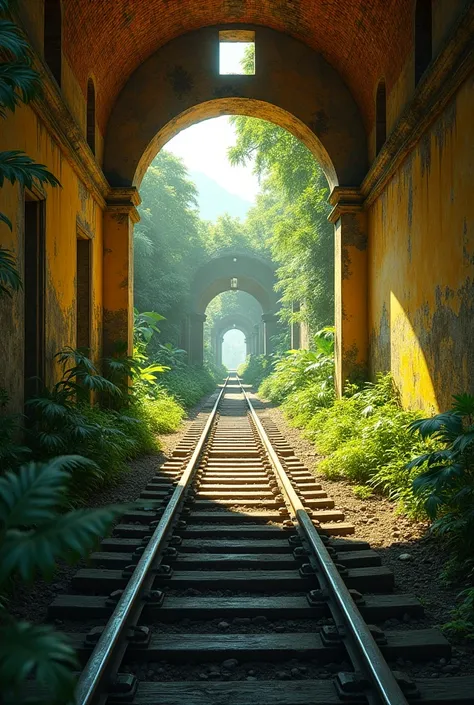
left=44, top=375, right=473, bottom=704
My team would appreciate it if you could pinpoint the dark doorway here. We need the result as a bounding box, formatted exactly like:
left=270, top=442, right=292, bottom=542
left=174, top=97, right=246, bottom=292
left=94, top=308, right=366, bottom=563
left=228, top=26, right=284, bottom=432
left=76, top=236, right=91, bottom=350
left=24, top=196, right=45, bottom=400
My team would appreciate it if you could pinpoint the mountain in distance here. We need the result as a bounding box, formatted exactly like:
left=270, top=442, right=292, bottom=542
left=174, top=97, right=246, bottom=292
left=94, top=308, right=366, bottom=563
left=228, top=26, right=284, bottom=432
left=190, top=170, right=253, bottom=222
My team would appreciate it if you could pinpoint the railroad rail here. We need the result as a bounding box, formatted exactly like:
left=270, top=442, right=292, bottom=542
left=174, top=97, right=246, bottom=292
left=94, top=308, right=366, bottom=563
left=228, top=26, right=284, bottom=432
left=43, top=375, right=473, bottom=705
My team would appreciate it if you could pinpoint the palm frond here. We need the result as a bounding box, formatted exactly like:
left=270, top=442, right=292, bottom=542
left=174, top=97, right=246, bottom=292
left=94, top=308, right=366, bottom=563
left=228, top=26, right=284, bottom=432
left=0, top=20, right=31, bottom=61
left=0, top=211, right=12, bottom=229
left=0, top=247, right=22, bottom=297
left=0, top=150, right=60, bottom=189
left=0, top=61, right=40, bottom=107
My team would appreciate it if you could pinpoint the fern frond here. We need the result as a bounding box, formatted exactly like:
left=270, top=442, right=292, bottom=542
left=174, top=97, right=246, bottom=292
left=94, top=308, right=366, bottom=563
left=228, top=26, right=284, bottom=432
left=0, top=620, right=77, bottom=699
left=0, top=247, right=22, bottom=296
left=0, top=456, right=98, bottom=528
left=1, top=505, right=122, bottom=581
left=0, top=151, right=60, bottom=189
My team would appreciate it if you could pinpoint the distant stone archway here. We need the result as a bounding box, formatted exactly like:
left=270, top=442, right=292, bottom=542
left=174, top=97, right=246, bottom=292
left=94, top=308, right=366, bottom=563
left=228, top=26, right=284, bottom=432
left=211, top=312, right=259, bottom=367
left=186, top=251, right=278, bottom=365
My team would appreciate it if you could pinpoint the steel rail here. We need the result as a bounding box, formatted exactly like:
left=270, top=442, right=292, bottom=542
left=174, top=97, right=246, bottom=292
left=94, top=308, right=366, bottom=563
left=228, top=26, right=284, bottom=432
left=238, top=376, right=409, bottom=705
left=74, top=377, right=229, bottom=705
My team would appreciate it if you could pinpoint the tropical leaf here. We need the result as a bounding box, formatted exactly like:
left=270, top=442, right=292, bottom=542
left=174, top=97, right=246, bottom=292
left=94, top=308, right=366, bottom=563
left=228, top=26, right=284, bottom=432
left=0, top=505, right=122, bottom=581
left=408, top=412, right=463, bottom=440
left=0, top=151, right=60, bottom=189
left=452, top=393, right=474, bottom=417
left=0, top=211, right=12, bottom=229
left=0, top=247, right=22, bottom=296
left=0, top=62, right=40, bottom=115
left=0, top=456, right=98, bottom=528
left=0, top=621, right=78, bottom=701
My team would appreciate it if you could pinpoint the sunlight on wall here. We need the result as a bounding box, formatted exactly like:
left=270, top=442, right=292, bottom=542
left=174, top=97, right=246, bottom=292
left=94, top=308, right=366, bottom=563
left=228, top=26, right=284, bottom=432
left=222, top=329, right=246, bottom=369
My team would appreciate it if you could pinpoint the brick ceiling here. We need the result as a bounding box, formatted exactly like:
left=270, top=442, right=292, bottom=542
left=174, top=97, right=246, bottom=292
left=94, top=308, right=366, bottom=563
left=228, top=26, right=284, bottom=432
left=63, top=0, right=412, bottom=132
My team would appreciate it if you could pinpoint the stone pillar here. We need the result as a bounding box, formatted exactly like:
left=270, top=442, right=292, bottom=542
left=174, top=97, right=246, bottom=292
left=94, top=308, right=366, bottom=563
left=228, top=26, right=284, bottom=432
left=189, top=313, right=206, bottom=366
left=254, top=324, right=262, bottom=355
left=103, top=187, right=140, bottom=356
left=290, top=302, right=301, bottom=349
left=329, top=187, right=368, bottom=397
left=262, top=313, right=278, bottom=356
left=179, top=317, right=189, bottom=352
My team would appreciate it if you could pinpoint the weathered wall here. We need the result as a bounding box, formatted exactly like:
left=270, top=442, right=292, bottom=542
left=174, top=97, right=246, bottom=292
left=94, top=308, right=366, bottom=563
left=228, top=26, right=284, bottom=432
left=0, top=103, right=104, bottom=413
left=368, top=73, right=474, bottom=412
left=104, top=26, right=367, bottom=188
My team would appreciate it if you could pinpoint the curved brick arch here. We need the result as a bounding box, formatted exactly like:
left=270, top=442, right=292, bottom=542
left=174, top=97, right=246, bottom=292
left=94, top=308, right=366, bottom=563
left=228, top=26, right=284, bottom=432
left=103, top=26, right=367, bottom=190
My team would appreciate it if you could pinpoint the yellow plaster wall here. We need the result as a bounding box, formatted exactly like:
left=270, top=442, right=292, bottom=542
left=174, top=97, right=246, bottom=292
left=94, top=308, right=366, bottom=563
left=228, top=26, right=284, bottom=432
left=368, top=73, right=474, bottom=412
left=0, top=103, right=104, bottom=413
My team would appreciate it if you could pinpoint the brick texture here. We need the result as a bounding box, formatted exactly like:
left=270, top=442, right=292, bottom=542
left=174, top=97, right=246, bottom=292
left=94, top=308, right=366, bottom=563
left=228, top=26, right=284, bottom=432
left=63, top=0, right=412, bottom=133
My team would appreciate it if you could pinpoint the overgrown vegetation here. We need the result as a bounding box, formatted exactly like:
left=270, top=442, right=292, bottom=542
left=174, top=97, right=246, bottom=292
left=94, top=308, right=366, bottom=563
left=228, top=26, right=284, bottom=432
left=0, top=456, right=123, bottom=703
left=237, top=354, right=273, bottom=389
left=258, top=337, right=474, bottom=637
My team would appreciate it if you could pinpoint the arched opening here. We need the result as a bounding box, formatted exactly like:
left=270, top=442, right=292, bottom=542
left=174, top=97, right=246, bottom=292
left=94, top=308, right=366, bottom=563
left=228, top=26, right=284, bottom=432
left=415, top=0, right=433, bottom=85
left=104, top=26, right=368, bottom=390
left=375, top=80, right=387, bottom=155
left=221, top=329, right=247, bottom=369
left=205, top=294, right=263, bottom=368
left=86, top=79, right=96, bottom=155
left=43, top=0, right=62, bottom=86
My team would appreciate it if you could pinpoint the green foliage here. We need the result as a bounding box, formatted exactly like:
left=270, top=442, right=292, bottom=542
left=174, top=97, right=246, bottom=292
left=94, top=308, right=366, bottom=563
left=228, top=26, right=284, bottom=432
left=25, top=348, right=138, bottom=493
left=0, top=150, right=60, bottom=190
left=238, top=354, right=273, bottom=388
left=407, top=394, right=474, bottom=563
left=134, top=152, right=206, bottom=345
left=159, top=365, right=218, bottom=409
left=229, top=117, right=333, bottom=333
left=307, top=376, right=425, bottom=510
left=0, top=5, right=60, bottom=231
left=0, top=390, right=30, bottom=471
left=353, top=485, right=375, bottom=500
left=443, top=585, right=474, bottom=641
left=260, top=342, right=426, bottom=513
left=130, top=392, right=185, bottom=435
left=0, top=247, right=22, bottom=295
left=259, top=328, right=335, bottom=411
left=0, top=455, right=123, bottom=703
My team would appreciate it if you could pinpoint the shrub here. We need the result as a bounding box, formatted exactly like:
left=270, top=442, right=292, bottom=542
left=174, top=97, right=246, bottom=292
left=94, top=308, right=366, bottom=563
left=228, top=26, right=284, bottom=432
left=307, top=375, right=426, bottom=511
left=443, top=586, right=474, bottom=641
left=130, top=392, right=185, bottom=435
left=159, top=365, right=217, bottom=408
left=238, top=354, right=273, bottom=388
left=259, top=328, right=334, bottom=406
left=407, top=393, right=474, bottom=562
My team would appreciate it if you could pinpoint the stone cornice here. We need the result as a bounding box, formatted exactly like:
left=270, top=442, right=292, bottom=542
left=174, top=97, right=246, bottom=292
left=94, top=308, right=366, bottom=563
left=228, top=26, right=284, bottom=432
left=105, top=187, right=141, bottom=223
left=328, top=187, right=364, bottom=223
left=11, top=8, right=110, bottom=208
left=361, top=3, right=474, bottom=206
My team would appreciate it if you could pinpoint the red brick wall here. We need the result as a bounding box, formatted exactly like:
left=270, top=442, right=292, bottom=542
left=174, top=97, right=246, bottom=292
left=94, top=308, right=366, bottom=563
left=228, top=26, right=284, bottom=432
left=63, top=0, right=412, bottom=133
